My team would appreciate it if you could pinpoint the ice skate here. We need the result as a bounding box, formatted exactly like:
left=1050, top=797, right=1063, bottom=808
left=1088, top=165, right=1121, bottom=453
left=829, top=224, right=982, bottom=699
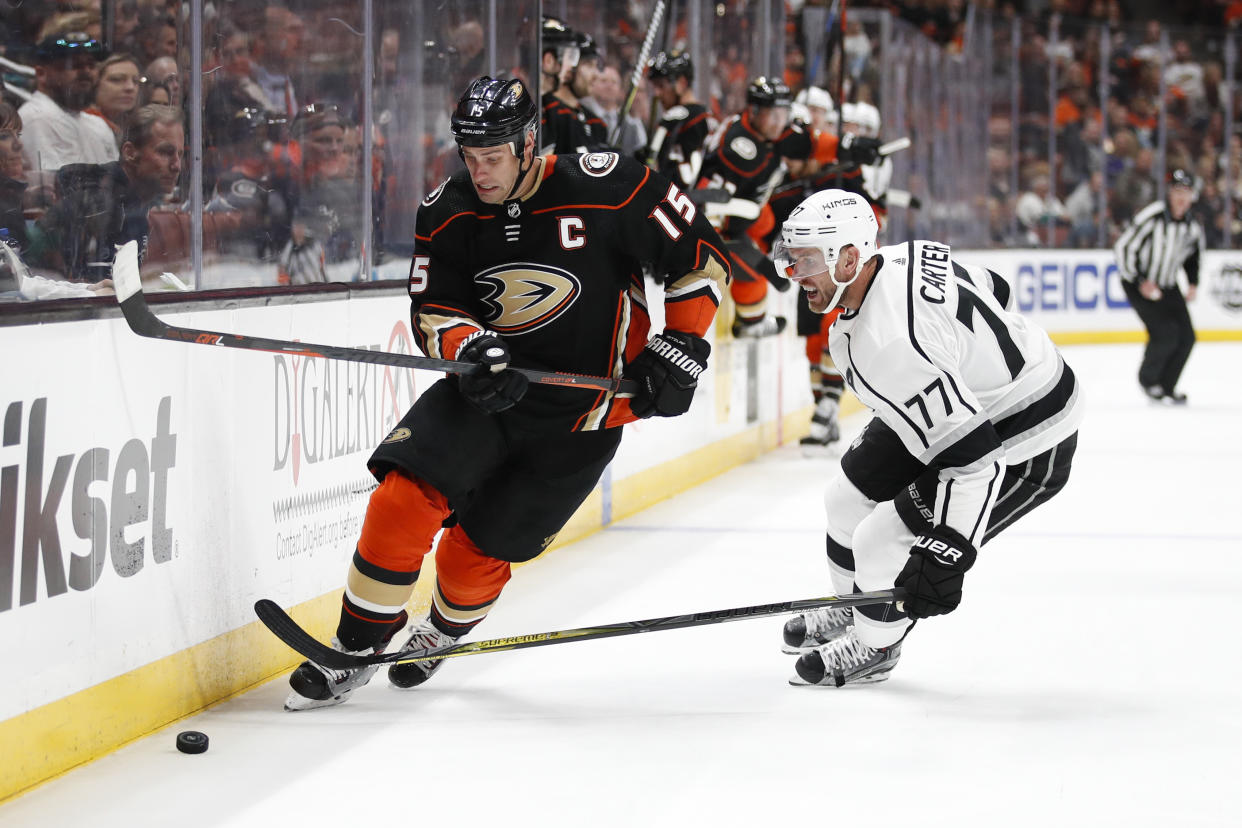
left=285, top=612, right=407, bottom=711
left=799, top=398, right=841, bottom=457
left=788, top=629, right=901, bottom=687
left=387, top=618, right=460, bottom=689
left=732, top=315, right=787, bottom=339
left=781, top=605, right=852, bottom=654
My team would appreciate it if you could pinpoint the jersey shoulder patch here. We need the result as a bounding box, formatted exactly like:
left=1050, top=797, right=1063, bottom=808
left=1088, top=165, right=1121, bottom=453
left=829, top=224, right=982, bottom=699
left=729, top=135, right=758, bottom=161
left=421, top=177, right=450, bottom=206
left=579, top=151, right=620, bottom=177
left=665, top=105, right=689, bottom=121
left=415, top=172, right=482, bottom=239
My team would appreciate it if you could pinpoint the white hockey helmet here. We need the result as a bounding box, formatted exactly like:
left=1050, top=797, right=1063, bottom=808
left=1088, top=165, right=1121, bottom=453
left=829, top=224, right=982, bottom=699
left=790, top=101, right=813, bottom=126
left=796, top=85, right=835, bottom=115
left=839, top=101, right=858, bottom=121
left=853, top=101, right=881, bottom=137
left=772, top=189, right=879, bottom=309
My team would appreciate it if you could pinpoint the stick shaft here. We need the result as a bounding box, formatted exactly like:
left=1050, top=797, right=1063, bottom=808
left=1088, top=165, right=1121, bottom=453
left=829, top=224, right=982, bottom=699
left=111, top=242, right=635, bottom=394
left=254, top=589, right=906, bottom=672
left=613, top=0, right=667, bottom=146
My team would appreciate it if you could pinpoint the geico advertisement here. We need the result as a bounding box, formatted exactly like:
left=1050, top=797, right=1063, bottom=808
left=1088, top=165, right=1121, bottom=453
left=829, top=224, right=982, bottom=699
left=961, top=249, right=1242, bottom=332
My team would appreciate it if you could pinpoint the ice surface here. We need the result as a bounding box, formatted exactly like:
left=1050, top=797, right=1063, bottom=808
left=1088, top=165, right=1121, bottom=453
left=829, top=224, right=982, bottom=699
left=3, top=342, right=1239, bottom=827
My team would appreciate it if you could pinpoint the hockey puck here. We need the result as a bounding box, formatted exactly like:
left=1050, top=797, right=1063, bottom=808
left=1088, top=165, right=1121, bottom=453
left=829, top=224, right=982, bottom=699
left=175, top=730, right=209, bottom=754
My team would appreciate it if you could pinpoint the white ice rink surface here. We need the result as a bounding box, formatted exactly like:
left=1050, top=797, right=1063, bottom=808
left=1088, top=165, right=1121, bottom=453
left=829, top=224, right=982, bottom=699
left=4, top=342, right=1240, bottom=827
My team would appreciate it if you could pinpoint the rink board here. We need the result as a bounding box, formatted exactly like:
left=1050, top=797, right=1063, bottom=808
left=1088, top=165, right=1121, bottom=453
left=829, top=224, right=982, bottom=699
left=963, top=248, right=1242, bottom=341
left=0, top=286, right=810, bottom=801
left=5, top=243, right=1241, bottom=801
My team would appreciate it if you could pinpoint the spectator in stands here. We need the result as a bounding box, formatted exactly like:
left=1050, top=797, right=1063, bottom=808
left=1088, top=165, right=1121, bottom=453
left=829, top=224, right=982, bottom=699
left=0, top=102, right=30, bottom=253
left=1015, top=164, right=1069, bottom=246
left=1060, top=110, right=1104, bottom=190
left=144, top=56, right=182, bottom=108
left=1065, top=169, right=1106, bottom=247
left=32, top=104, right=184, bottom=281
left=1165, top=40, right=1205, bottom=112
left=279, top=104, right=356, bottom=283
left=1112, top=146, right=1158, bottom=223
left=112, top=1, right=142, bottom=52
left=86, top=53, right=142, bottom=149
left=252, top=7, right=306, bottom=120
left=205, top=106, right=290, bottom=263
left=448, top=20, right=486, bottom=96
left=19, top=31, right=118, bottom=171
left=131, top=8, right=178, bottom=69
left=205, top=29, right=274, bottom=147
left=140, top=79, right=173, bottom=107
left=1129, top=20, right=1170, bottom=66
left=584, top=63, right=647, bottom=157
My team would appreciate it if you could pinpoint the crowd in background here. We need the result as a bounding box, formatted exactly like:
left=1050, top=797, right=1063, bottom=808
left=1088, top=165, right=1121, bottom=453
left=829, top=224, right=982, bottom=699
left=1, top=0, right=1239, bottom=300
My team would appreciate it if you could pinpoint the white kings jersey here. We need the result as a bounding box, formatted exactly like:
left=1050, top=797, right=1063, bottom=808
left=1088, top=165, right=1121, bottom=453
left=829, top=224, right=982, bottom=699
left=830, top=240, right=1084, bottom=540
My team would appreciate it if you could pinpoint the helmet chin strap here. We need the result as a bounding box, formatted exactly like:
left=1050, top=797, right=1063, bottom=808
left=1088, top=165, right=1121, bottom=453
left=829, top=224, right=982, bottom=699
left=822, top=253, right=859, bottom=309
left=505, top=136, right=533, bottom=201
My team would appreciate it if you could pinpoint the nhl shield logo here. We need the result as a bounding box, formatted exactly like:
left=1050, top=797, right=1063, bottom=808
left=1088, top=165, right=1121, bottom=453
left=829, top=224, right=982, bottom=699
left=1211, top=264, right=1242, bottom=312
left=507, top=201, right=521, bottom=218
left=579, top=152, right=619, bottom=177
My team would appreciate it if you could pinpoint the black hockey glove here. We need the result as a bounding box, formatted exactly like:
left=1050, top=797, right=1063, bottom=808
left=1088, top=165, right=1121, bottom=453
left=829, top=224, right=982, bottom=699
left=456, top=332, right=528, bottom=415
left=625, top=331, right=710, bottom=419
left=837, top=134, right=883, bottom=167
left=894, top=524, right=978, bottom=619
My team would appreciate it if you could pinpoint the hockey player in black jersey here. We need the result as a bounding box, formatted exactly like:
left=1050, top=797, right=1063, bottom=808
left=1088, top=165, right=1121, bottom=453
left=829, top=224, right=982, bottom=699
left=641, top=49, right=711, bottom=192
left=772, top=189, right=1083, bottom=687
left=539, top=17, right=609, bottom=155
left=284, top=75, right=729, bottom=710
left=697, top=77, right=882, bottom=338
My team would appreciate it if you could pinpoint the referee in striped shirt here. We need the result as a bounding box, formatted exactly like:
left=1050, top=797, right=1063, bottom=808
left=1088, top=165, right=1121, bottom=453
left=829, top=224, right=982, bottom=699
left=1113, top=168, right=1204, bottom=404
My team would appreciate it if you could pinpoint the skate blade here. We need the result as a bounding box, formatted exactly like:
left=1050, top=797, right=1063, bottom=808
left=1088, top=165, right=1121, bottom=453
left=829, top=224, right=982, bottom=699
left=799, top=443, right=840, bottom=459
left=787, top=667, right=897, bottom=688
left=780, top=636, right=847, bottom=655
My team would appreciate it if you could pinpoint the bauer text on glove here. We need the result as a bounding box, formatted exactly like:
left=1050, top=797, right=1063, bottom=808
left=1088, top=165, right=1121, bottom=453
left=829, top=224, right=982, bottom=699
left=894, top=524, right=977, bottom=619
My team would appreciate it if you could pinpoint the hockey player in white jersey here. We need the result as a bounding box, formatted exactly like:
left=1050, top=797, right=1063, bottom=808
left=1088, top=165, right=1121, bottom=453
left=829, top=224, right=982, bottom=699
left=772, top=189, right=1083, bottom=686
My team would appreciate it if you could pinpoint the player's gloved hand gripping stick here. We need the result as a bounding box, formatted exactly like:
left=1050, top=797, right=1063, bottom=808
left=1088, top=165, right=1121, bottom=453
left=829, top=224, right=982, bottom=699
left=456, top=331, right=529, bottom=413
left=111, top=241, right=637, bottom=395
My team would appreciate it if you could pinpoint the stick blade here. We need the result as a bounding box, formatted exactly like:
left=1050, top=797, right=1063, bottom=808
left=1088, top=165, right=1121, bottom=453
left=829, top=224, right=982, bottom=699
left=112, top=240, right=142, bottom=302
left=254, top=599, right=374, bottom=670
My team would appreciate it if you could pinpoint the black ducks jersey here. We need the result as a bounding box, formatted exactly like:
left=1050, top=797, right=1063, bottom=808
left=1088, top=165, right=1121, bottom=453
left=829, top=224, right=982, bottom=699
left=410, top=152, right=730, bottom=432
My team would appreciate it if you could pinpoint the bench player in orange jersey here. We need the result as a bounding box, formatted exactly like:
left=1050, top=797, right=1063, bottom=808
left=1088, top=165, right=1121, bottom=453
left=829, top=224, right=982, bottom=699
left=696, top=77, right=881, bottom=338
left=284, top=75, right=729, bottom=710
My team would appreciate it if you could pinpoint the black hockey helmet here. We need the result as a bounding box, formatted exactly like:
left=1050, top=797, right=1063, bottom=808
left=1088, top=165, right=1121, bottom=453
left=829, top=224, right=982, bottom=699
left=225, top=106, right=270, bottom=145
left=577, top=31, right=600, bottom=61
left=746, top=76, right=793, bottom=108
left=648, top=49, right=694, bottom=82
left=1168, top=167, right=1195, bottom=189
left=451, top=76, right=538, bottom=150
left=541, top=16, right=579, bottom=58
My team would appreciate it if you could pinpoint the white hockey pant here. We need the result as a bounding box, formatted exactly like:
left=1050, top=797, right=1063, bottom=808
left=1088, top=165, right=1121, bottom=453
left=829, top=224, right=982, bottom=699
left=824, top=473, right=914, bottom=649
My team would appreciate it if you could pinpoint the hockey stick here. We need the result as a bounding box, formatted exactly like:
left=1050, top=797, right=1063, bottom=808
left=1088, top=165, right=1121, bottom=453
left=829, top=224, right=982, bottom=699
left=254, top=589, right=906, bottom=671
left=111, top=241, right=636, bottom=395
left=818, top=136, right=912, bottom=177
left=611, top=0, right=667, bottom=147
